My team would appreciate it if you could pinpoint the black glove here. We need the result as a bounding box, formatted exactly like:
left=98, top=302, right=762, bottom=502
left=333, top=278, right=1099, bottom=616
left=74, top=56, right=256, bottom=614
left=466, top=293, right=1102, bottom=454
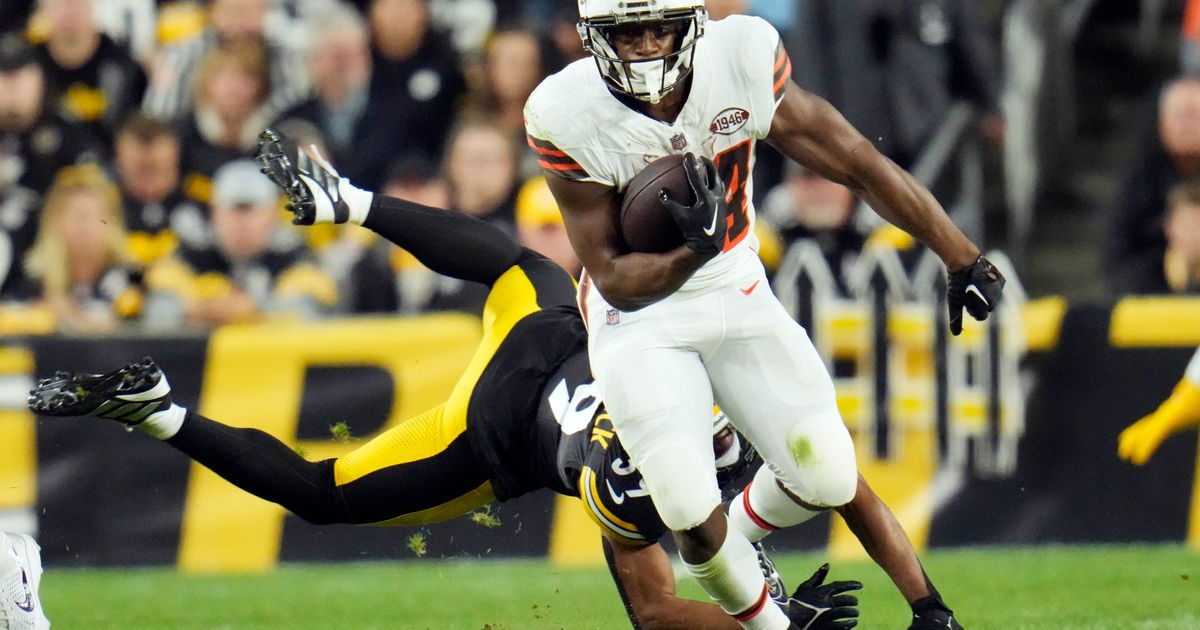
left=946, top=255, right=1005, bottom=336
left=660, top=153, right=727, bottom=257
left=784, top=563, right=861, bottom=630
left=908, top=596, right=963, bottom=630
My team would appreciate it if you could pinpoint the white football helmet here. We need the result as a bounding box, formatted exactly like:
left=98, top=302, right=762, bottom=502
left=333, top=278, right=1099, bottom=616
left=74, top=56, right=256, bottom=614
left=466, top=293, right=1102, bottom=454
left=576, top=0, right=707, bottom=104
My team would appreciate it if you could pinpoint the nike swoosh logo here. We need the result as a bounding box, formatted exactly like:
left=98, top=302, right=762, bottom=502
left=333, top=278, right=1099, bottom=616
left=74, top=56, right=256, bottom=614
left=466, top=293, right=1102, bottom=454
left=606, top=480, right=625, bottom=504
left=740, top=280, right=760, bottom=295
left=702, top=205, right=720, bottom=236
left=965, top=284, right=988, bottom=306
left=14, top=568, right=34, bottom=612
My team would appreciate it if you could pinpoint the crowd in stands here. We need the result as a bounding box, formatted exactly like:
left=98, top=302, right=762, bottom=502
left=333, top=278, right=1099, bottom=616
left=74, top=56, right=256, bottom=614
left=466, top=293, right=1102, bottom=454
left=1104, top=0, right=1200, bottom=296
left=0, top=0, right=1018, bottom=335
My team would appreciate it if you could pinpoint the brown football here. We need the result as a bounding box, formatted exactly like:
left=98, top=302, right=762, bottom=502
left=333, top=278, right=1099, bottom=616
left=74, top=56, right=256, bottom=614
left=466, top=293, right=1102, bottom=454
left=618, top=154, right=693, bottom=253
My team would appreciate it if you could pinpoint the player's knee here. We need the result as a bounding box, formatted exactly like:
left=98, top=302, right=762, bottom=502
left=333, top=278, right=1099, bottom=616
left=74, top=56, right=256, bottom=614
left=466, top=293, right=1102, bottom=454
left=637, top=443, right=721, bottom=531
left=778, top=416, right=858, bottom=508
left=656, top=488, right=721, bottom=531
left=289, top=459, right=354, bottom=525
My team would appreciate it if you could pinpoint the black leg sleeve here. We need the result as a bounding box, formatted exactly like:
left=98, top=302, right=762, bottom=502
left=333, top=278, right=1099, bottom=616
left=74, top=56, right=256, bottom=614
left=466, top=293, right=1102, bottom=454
left=166, top=411, right=353, bottom=525
left=363, top=195, right=523, bottom=286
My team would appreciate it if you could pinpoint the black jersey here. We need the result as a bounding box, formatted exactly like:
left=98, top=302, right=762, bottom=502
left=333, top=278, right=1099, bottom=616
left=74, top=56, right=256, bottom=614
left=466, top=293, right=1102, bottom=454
left=537, top=344, right=672, bottom=546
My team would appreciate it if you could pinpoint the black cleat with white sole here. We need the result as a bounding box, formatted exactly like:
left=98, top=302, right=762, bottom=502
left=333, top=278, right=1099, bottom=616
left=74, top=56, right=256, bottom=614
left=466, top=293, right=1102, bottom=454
left=255, top=128, right=350, bottom=225
left=27, top=358, right=172, bottom=426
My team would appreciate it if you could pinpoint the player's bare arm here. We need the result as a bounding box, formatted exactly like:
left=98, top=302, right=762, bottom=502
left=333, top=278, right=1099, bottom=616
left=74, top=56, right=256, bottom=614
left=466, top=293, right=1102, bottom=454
left=766, top=79, right=1005, bottom=335
left=543, top=174, right=709, bottom=311
left=765, top=80, right=980, bottom=272
left=601, top=535, right=860, bottom=630
left=602, top=536, right=742, bottom=629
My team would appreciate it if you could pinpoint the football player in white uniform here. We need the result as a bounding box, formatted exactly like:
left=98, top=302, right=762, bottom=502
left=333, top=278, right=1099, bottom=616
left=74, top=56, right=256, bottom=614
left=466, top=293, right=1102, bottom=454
left=524, top=2, right=1004, bottom=629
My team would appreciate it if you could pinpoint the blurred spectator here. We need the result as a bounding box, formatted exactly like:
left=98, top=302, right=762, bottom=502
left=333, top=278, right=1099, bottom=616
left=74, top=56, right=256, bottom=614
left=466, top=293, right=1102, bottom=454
left=144, top=159, right=335, bottom=328
left=480, top=27, right=543, bottom=136
left=32, top=0, right=148, bottom=147
left=0, top=142, right=41, bottom=298
left=543, top=2, right=586, bottom=71
left=276, top=4, right=401, bottom=190
left=154, top=1, right=209, bottom=47
left=790, top=0, right=1001, bottom=166
left=340, top=0, right=495, bottom=56
left=0, top=1, right=36, bottom=37
left=21, top=164, right=143, bottom=332
left=91, top=0, right=157, bottom=64
left=382, top=156, right=450, bottom=210
left=515, top=175, right=579, bottom=277
left=1185, top=0, right=1200, bottom=76
left=0, top=35, right=100, bottom=193
left=443, top=117, right=518, bottom=233
left=345, top=157, right=490, bottom=315
left=1107, top=78, right=1200, bottom=295
left=177, top=40, right=274, bottom=204
left=761, top=165, right=866, bottom=292
left=142, top=0, right=307, bottom=120
left=367, top=0, right=466, bottom=162
left=114, top=113, right=209, bottom=266
left=427, top=0, right=496, bottom=57
left=1164, top=179, right=1200, bottom=294
left=876, top=0, right=1002, bottom=163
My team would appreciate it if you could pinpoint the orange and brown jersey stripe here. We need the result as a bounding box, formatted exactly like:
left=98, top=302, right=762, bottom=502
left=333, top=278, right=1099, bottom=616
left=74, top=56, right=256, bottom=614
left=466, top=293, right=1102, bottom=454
left=772, top=41, right=792, bottom=102
left=527, top=135, right=589, bottom=181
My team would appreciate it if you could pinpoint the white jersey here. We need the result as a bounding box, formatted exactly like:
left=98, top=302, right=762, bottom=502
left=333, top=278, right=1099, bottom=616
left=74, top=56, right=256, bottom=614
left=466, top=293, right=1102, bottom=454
left=524, top=15, right=791, bottom=292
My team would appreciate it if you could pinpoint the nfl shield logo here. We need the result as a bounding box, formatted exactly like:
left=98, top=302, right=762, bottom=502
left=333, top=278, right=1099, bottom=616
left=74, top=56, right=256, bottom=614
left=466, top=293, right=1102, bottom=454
left=606, top=309, right=621, bottom=325
left=670, top=133, right=687, bottom=151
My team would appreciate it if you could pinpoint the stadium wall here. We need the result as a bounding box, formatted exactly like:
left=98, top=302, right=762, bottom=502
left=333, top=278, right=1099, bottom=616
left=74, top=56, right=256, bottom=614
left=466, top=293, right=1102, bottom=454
left=3, top=298, right=1200, bottom=571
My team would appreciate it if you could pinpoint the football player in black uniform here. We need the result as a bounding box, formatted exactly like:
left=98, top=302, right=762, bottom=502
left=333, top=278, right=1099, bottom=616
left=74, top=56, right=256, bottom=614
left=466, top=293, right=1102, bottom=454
left=29, top=129, right=954, bottom=630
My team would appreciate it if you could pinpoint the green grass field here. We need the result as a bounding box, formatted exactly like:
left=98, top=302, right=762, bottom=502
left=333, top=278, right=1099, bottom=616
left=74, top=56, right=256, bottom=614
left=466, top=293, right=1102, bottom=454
left=40, top=544, right=1198, bottom=629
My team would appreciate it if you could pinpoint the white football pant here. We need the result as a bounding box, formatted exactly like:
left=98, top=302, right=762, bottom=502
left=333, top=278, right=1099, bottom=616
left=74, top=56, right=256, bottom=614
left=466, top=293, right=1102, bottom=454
left=583, top=249, right=858, bottom=531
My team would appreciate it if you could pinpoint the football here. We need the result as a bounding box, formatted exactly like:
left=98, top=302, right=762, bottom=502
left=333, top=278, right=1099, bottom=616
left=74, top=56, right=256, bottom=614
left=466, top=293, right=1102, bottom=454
left=618, top=154, right=693, bottom=253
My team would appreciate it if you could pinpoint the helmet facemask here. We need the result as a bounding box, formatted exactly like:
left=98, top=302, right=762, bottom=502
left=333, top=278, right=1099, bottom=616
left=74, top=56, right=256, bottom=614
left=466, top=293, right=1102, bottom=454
left=577, top=7, right=707, bottom=104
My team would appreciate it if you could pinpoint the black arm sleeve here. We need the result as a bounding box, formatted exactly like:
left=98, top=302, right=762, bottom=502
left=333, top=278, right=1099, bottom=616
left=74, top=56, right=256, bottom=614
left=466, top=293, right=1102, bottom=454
left=363, top=195, right=523, bottom=286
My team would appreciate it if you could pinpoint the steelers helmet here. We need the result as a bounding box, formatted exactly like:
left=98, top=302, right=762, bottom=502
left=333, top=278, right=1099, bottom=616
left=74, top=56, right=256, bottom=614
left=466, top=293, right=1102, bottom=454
left=576, top=0, right=707, bottom=104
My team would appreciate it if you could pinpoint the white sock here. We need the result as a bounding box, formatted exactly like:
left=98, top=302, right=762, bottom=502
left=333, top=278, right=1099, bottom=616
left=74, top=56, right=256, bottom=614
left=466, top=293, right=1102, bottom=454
left=730, top=466, right=824, bottom=543
left=683, top=525, right=790, bottom=630
left=339, top=179, right=374, bottom=225
left=138, top=403, right=186, bottom=440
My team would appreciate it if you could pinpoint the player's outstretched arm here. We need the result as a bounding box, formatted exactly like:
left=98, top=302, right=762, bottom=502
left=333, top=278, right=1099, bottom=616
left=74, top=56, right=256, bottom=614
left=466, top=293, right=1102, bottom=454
left=834, top=475, right=962, bottom=629
left=256, top=129, right=523, bottom=287
left=601, top=537, right=860, bottom=629
left=765, top=82, right=979, bottom=271
left=543, top=173, right=707, bottom=311
left=765, top=82, right=1003, bottom=334
left=1119, top=362, right=1200, bottom=465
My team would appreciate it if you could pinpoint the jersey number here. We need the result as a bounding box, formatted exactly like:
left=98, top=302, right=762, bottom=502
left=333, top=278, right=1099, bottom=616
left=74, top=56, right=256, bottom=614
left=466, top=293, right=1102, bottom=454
left=548, top=378, right=602, bottom=435
left=713, top=140, right=753, bottom=252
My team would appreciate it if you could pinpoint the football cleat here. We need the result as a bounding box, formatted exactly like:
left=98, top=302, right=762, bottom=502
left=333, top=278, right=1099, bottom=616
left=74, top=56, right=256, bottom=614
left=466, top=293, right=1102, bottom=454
left=27, top=358, right=172, bottom=426
left=754, top=542, right=788, bottom=605
left=255, top=128, right=350, bottom=225
left=0, top=532, right=49, bottom=630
